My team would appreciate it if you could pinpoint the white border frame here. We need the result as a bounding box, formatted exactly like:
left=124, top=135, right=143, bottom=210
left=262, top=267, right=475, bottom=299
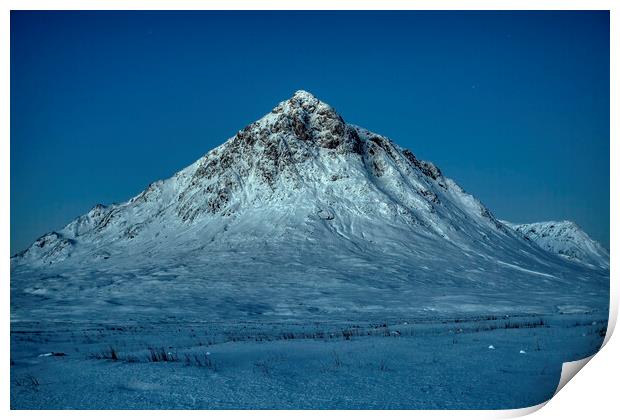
left=2, top=2, right=616, bottom=419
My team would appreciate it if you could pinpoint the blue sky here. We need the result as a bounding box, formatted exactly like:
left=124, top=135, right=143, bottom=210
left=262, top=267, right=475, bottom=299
left=10, top=11, right=609, bottom=253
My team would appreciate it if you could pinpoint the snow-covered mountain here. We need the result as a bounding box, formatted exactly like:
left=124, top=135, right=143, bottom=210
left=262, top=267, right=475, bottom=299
left=10, top=90, right=609, bottom=322
left=504, top=221, right=609, bottom=269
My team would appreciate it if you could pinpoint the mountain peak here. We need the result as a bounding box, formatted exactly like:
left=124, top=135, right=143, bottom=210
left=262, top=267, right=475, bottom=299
left=291, top=89, right=318, bottom=101
left=254, top=90, right=355, bottom=154
left=270, top=89, right=340, bottom=121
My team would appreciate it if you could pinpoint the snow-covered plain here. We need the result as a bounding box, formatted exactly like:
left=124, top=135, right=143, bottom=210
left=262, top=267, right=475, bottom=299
left=10, top=91, right=609, bottom=409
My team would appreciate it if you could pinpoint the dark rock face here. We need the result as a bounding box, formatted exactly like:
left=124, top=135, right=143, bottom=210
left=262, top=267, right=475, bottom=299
left=95, top=208, right=120, bottom=232
left=418, top=160, right=442, bottom=180
left=271, top=91, right=361, bottom=155
left=346, top=127, right=364, bottom=155
left=402, top=149, right=420, bottom=167
left=401, top=149, right=447, bottom=185
left=285, top=94, right=352, bottom=153
left=291, top=110, right=311, bottom=141
left=419, top=189, right=440, bottom=204
left=207, top=189, right=230, bottom=214
left=174, top=91, right=374, bottom=221
left=369, top=136, right=398, bottom=162
left=170, top=91, right=460, bottom=226
left=476, top=206, right=508, bottom=232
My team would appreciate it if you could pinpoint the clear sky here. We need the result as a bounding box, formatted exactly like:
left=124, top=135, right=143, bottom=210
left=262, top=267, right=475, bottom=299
left=10, top=11, right=610, bottom=254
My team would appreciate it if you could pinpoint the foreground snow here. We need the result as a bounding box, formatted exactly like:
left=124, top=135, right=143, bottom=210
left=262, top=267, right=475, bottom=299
left=11, top=314, right=606, bottom=409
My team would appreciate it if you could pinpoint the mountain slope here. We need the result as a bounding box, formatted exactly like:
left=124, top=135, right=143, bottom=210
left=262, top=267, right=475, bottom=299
left=10, top=90, right=609, bottom=322
left=504, top=221, right=609, bottom=269
left=13, top=91, right=507, bottom=263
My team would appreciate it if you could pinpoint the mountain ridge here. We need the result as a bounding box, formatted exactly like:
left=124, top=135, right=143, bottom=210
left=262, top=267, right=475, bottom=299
left=11, top=90, right=609, bottom=322
left=503, top=220, right=609, bottom=269
left=13, top=90, right=511, bottom=264
left=13, top=91, right=605, bottom=268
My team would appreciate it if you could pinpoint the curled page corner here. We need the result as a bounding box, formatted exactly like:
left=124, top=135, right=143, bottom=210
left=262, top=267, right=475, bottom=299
left=554, top=355, right=595, bottom=396
left=498, top=401, right=548, bottom=418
